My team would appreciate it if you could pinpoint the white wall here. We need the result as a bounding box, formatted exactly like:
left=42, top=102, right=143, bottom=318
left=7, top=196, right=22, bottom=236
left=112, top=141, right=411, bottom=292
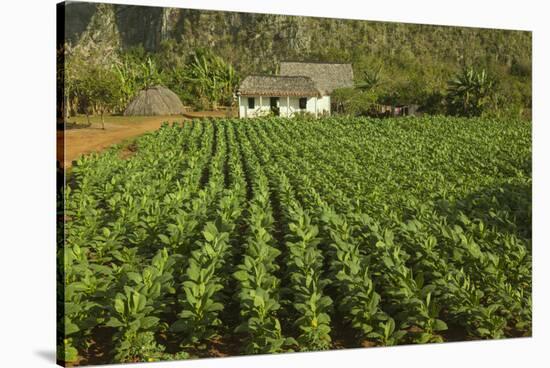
left=239, top=95, right=331, bottom=118
left=238, top=96, right=272, bottom=118
left=316, top=95, right=331, bottom=116
left=280, top=96, right=299, bottom=117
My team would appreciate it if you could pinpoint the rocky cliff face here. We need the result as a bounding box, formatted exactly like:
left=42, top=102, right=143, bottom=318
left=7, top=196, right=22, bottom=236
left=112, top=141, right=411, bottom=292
left=64, top=2, right=97, bottom=45
left=63, top=2, right=531, bottom=76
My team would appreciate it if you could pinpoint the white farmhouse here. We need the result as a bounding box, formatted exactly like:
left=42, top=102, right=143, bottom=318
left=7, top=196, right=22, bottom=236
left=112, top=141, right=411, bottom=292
left=237, top=61, right=354, bottom=118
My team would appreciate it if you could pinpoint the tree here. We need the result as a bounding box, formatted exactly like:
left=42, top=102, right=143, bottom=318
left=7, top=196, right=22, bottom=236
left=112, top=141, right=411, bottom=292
left=61, top=44, right=84, bottom=121
left=62, top=39, right=121, bottom=121
left=84, top=66, right=122, bottom=129
left=446, top=67, right=496, bottom=117
left=331, top=87, right=378, bottom=116
left=57, top=46, right=68, bottom=122
left=73, top=76, right=93, bottom=126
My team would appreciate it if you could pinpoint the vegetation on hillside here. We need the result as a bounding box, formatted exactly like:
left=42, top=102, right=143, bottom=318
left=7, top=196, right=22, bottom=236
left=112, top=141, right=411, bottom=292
left=62, top=44, right=239, bottom=119
left=61, top=3, right=531, bottom=119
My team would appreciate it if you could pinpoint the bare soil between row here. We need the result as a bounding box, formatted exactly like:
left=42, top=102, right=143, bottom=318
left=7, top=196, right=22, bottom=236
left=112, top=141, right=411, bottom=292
left=57, top=112, right=232, bottom=168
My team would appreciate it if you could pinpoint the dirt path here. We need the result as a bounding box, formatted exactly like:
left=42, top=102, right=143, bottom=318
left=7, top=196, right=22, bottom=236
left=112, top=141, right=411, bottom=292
left=57, top=115, right=186, bottom=168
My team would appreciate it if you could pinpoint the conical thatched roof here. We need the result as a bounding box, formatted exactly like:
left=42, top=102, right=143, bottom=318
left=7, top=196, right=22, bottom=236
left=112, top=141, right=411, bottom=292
left=124, top=86, right=185, bottom=116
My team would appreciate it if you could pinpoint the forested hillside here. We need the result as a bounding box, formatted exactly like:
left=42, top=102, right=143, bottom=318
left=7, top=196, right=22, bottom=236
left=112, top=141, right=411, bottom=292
left=61, top=2, right=531, bottom=115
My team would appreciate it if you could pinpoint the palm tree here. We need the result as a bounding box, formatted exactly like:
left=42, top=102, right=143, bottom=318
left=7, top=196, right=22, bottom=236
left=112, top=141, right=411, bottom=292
left=446, top=67, right=496, bottom=117
left=356, top=64, right=384, bottom=92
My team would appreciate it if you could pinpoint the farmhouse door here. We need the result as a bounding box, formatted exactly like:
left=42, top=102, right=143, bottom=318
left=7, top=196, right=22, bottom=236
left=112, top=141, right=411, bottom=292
left=270, top=97, right=280, bottom=116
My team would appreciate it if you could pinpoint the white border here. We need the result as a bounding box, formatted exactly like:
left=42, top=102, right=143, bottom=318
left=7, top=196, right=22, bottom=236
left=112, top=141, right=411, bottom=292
left=0, top=1, right=547, bottom=367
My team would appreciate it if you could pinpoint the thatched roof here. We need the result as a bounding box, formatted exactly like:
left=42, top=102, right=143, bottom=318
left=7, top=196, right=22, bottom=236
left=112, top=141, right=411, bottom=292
left=124, top=86, right=185, bottom=116
left=279, top=62, right=354, bottom=95
left=238, top=75, right=320, bottom=97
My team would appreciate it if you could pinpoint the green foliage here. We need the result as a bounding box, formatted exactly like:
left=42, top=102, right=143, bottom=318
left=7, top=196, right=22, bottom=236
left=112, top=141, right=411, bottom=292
left=61, top=117, right=531, bottom=364
left=170, top=222, right=229, bottom=345
left=62, top=7, right=531, bottom=117
left=63, top=43, right=240, bottom=113
left=446, top=67, right=496, bottom=117
left=368, top=318, right=407, bottom=346
left=356, top=64, right=384, bottom=92
left=232, top=123, right=294, bottom=354
left=136, top=57, right=165, bottom=89
left=105, top=248, right=176, bottom=358
left=87, top=66, right=123, bottom=120
left=112, top=54, right=166, bottom=112
left=57, top=338, right=79, bottom=363
left=114, top=331, right=165, bottom=363
left=322, top=209, right=388, bottom=340
left=285, top=208, right=333, bottom=351
left=181, top=48, right=240, bottom=109
left=331, top=88, right=378, bottom=116
left=510, top=59, right=531, bottom=78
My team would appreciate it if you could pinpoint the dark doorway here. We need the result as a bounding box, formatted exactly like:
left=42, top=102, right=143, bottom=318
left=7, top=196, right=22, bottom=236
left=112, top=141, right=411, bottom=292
left=270, top=97, right=280, bottom=116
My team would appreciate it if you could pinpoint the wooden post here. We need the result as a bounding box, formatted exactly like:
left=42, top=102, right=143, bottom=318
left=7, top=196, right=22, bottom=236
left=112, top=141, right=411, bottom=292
left=238, top=95, right=241, bottom=118
left=314, top=96, right=318, bottom=118
left=287, top=96, right=290, bottom=117
left=259, top=95, right=263, bottom=116
left=64, top=94, right=70, bottom=121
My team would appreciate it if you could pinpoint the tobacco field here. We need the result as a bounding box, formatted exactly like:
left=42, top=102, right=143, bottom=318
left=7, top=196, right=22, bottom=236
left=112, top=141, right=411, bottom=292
left=58, top=116, right=532, bottom=364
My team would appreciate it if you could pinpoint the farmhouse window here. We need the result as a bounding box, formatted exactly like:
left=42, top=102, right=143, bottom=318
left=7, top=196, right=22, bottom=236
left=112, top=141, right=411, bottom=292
left=248, top=97, right=255, bottom=109
left=299, top=97, right=307, bottom=109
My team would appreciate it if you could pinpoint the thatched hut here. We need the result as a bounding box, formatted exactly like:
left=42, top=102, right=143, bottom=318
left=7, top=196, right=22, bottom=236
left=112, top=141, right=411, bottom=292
left=124, top=86, right=185, bottom=116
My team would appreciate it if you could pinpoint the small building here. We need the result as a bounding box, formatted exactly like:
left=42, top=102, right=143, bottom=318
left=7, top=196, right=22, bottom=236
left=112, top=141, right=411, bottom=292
left=396, top=104, right=420, bottom=116
left=368, top=104, right=420, bottom=117
left=237, top=75, right=322, bottom=118
left=237, top=61, right=354, bottom=118
left=376, top=104, right=420, bottom=117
